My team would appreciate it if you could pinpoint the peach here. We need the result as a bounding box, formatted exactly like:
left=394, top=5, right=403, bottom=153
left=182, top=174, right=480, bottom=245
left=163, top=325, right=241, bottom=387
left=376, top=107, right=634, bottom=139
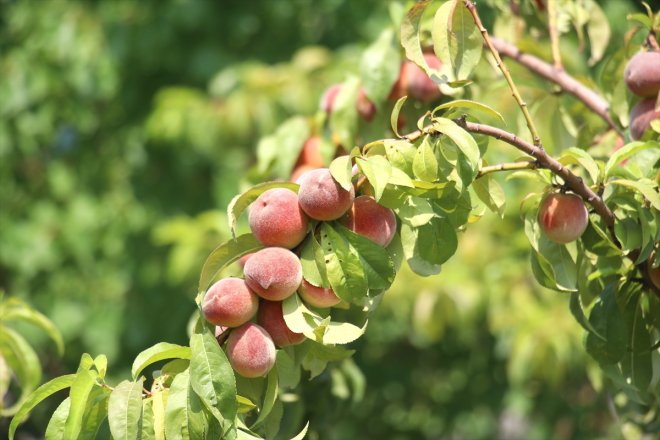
left=629, top=98, right=660, bottom=140
left=389, top=53, right=442, bottom=102
left=202, top=278, right=258, bottom=327
left=256, top=300, right=305, bottom=347
left=295, top=136, right=325, bottom=168
left=624, top=51, right=660, bottom=97
left=298, top=279, right=341, bottom=308
left=297, top=168, right=355, bottom=221
left=290, top=164, right=318, bottom=183
left=243, top=247, right=303, bottom=300
left=537, top=193, right=589, bottom=244
left=319, top=83, right=376, bottom=122
left=248, top=188, right=309, bottom=249
left=226, top=323, right=276, bottom=378
left=340, top=195, right=397, bottom=247
left=238, top=253, right=253, bottom=269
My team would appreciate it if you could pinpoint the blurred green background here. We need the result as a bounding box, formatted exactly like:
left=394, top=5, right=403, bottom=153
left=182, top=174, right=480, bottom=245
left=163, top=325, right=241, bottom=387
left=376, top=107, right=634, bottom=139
left=0, top=0, right=647, bottom=438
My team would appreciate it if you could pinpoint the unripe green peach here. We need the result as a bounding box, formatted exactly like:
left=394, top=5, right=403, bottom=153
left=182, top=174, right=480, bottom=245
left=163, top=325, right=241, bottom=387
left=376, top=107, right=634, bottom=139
left=629, top=98, right=660, bottom=141
left=298, top=279, right=341, bottom=308
left=202, top=278, right=258, bottom=327
left=226, top=323, right=276, bottom=378
left=249, top=188, right=309, bottom=249
left=340, top=195, right=397, bottom=247
left=537, top=193, right=589, bottom=244
left=297, top=168, right=355, bottom=221
left=624, top=51, right=660, bottom=97
left=243, top=247, right=303, bottom=300
left=256, top=299, right=305, bottom=347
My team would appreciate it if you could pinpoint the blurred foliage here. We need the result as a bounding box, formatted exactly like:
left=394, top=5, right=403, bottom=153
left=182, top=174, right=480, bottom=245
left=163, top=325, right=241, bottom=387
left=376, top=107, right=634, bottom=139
left=0, top=0, right=654, bottom=438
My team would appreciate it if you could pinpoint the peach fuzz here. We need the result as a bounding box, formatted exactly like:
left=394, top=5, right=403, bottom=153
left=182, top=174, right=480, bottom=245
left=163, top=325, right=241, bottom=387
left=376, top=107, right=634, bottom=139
left=297, top=168, right=355, bottom=221
left=202, top=277, right=258, bottom=328
left=537, top=193, right=588, bottom=244
left=340, top=195, right=397, bottom=247
left=226, top=323, right=276, bottom=378
left=243, top=247, right=303, bottom=301
left=298, top=279, right=341, bottom=308
left=624, top=51, right=660, bottom=98
left=257, top=299, right=305, bottom=347
left=248, top=188, right=309, bottom=249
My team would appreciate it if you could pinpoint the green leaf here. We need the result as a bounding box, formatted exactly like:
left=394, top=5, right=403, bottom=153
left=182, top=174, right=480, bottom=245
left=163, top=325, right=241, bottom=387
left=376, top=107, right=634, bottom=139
left=433, top=118, right=480, bottom=179
left=78, top=386, right=111, bottom=440
left=609, top=179, right=660, bottom=211
left=356, top=156, right=392, bottom=201
left=400, top=224, right=441, bottom=276
left=132, top=342, right=192, bottom=380
left=537, top=237, right=578, bottom=292
left=319, top=223, right=368, bottom=304
left=585, top=284, right=627, bottom=365
left=390, top=96, right=408, bottom=138
left=236, top=395, right=257, bottom=414
left=164, top=369, right=213, bottom=440
left=152, top=389, right=168, bottom=440
left=45, top=397, right=71, bottom=440
left=472, top=173, right=506, bottom=217
left=93, top=355, right=108, bottom=380
left=8, top=374, right=75, bottom=440
left=251, top=368, right=278, bottom=428
left=384, top=139, right=415, bottom=175
left=227, top=182, right=300, bottom=238
left=322, top=320, right=368, bottom=345
left=569, top=292, right=605, bottom=340
left=416, top=216, right=458, bottom=265
left=108, top=378, right=145, bottom=440
left=605, top=141, right=658, bottom=177
left=621, top=292, right=652, bottom=391
left=586, top=0, right=610, bottom=65
left=432, top=99, right=505, bottom=124
left=329, top=155, right=353, bottom=192
left=198, top=233, right=264, bottom=293
left=282, top=293, right=324, bottom=339
left=275, top=350, right=301, bottom=390
left=1, top=300, right=65, bottom=355
left=256, top=116, right=309, bottom=177
left=558, top=148, right=600, bottom=185
left=395, top=196, right=436, bottom=227
left=432, top=0, right=482, bottom=80
left=329, top=76, right=360, bottom=148
left=301, top=341, right=355, bottom=379
left=337, top=224, right=396, bottom=291
left=141, top=398, right=156, bottom=440
left=400, top=1, right=434, bottom=77
left=0, top=327, right=41, bottom=415
left=290, top=422, right=310, bottom=440
left=360, top=29, right=400, bottom=103
left=63, top=367, right=97, bottom=439
left=299, top=236, right=325, bottom=288
left=189, top=325, right=237, bottom=425
left=413, top=136, right=439, bottom=182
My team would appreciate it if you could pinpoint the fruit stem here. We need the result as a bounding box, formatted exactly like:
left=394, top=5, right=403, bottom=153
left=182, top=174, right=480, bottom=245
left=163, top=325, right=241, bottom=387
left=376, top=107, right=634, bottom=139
left=463, top=0, right=544, bottom=148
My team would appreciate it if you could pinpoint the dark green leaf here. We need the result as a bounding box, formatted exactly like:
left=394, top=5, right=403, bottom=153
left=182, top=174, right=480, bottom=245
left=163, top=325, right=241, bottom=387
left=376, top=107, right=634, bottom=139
left=585, top=284, right=627, bottom=365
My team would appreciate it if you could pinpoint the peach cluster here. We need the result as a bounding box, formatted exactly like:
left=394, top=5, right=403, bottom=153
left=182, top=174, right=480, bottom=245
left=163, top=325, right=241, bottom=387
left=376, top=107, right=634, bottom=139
left=202, top=167, right=398, bottom=378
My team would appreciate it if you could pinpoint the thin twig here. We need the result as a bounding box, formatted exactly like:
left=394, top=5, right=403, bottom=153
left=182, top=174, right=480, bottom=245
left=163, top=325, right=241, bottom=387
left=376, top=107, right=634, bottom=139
left=547, top=0, right=563, bottom=70
left=477, top=161, right=540, bottom=178
left=463, top=0, right=544, bottom=147
left=489, top=37, right=622, bottom=135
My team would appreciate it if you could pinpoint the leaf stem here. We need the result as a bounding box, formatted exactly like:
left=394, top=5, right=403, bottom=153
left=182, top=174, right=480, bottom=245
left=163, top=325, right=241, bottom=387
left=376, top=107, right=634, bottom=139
left=463, top=0, right=544, bottom=147
left=476, top=161, right=540, bottom=178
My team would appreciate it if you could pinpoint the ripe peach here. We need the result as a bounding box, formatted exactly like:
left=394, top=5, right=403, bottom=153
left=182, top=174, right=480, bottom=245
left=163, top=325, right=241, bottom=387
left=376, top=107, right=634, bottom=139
left=256, top=300, right=305, bottom=347
left=238, top=253, right=253, bottom=269
left=624, top=51, right=660, bottom=97
left=248, top=188, right=309, bottom=249
left=340, top=195, right=397, bottom=247
left=226, top=323, right=276, bottom=378
left=537, top=193, right=589, bottom=244
left=290, top=164, right=318, bottom=183
left=295, top=136, right=325, bottom=168
left=202, top=278, right=258, bottom=327
left=298, top=279, right=341, bottom=308
left=389, top=53, right=442, bottom=102
left=629, top=98, right=660, bottom=140
left=297, top=168, right=355, bottom=221
left=319, top=84, right=376, bottom=122
left=243, top=247, right=303, bottom=300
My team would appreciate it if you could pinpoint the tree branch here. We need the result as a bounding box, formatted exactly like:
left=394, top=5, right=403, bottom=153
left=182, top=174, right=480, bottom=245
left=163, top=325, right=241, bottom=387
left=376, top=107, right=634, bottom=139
left=489, top=37, right=622, bottom=135
left=477, top=161, right=540, bottom=178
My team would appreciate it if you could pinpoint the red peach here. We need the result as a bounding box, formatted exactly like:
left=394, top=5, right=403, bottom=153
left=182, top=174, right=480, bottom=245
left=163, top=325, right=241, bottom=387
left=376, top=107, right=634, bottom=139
left=290, top=164, right=318, bottom=183
left=295, top=136, right=325, bottom=168
left=243, top=247, right=303, bottom=300
left=320, top=84, right=376, bottom=122
left=537, top=193, right=589, bottom=244
left=248, top=188, right=309, bottom=249
left=340, top=195, right=397, bottom=247
left=256, top=300, right=305, bottom=347
left=624, top=51, right=660, bottom=98
left=297, top=168, right=355, bottom=221
left=629, top=98, right=660, bottom=141
left=238, top=253, right=253, bottom=269
left=226, top=323, right=276, bottom=378
left=202, top=278, right=259, bottom=327
left=389, top=53, right=442, bottom=102
left=298, top=279, right=341, bottom=308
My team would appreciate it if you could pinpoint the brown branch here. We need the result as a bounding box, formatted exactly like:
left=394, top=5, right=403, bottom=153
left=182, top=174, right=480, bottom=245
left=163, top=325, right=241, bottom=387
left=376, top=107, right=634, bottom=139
left=489, top=37, right=622, bottom=135
left=477, top=161, right=540, bottom=178
left=464, top=0, right=544, bottom=147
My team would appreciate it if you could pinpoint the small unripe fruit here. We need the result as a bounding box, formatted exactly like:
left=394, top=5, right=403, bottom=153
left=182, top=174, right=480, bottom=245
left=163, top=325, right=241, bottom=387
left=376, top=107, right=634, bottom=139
left=340, top=195, right=397, bottom=247
left=629, top=98, right=660, bottom=141
left=295, top=136, right=325, bottom=169
left=249, top=188, right=309, bottom=249
left=298, top=279, right=341, bottom=308
left=244, top=247, right=303, bottom=300
left=624, top=51, right=660, bottom=97
left=389, top=53, right=443, bottom=102
left=256, top=300, right=305, bottom=347
left=226, top=323, right=276, bottom=378
left=297, top=168, right=355, bottom=221
left=202, top=278, right=258, bottom=327
left=538, top=193, right=589, bottom=244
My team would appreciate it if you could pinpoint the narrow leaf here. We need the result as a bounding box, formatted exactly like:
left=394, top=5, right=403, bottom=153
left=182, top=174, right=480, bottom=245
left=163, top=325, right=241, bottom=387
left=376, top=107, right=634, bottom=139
left=132, top=342, right=192, bottom=380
